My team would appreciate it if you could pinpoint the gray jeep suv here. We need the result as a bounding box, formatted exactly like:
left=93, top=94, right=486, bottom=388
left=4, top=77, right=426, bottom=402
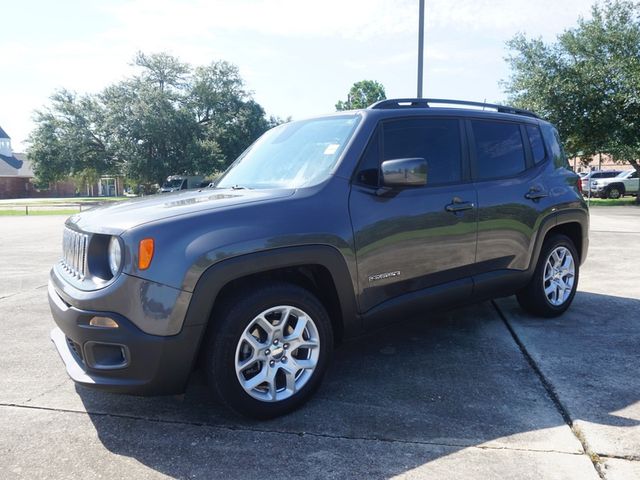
left=49, top=98, right=589, bottom=418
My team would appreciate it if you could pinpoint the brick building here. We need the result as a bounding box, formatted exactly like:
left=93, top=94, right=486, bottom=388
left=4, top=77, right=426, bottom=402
left=0, top=126, right=76, bottom=199
left=570, top=153, right=632, bottom=173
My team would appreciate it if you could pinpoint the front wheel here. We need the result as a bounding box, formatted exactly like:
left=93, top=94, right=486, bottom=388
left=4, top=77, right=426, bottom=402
left=607, top=186, right=623, bottom=199
left=516, top=234, right=579, bottom=317
left=204, top=282, right=333, bottom=419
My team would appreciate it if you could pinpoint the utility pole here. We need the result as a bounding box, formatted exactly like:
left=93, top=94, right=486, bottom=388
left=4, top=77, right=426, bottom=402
left=417, top=0, right=425, bottom=98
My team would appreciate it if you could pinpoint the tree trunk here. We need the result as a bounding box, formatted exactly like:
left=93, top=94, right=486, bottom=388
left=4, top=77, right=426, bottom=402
left=629, top=159, right=640, bottom=204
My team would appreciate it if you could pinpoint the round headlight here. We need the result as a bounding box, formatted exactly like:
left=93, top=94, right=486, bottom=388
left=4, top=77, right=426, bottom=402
left=108, top=236, right=122, bottom=277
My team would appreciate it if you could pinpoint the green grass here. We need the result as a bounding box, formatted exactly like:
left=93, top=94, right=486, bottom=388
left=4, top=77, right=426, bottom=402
left=0, top=196, right=127, bottom=206
left=0, top=209, right=81, bottom=216
left=586, top=197, right=638, bottom=206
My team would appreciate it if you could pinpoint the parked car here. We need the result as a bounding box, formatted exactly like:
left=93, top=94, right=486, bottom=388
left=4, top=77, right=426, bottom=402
left=580, top=170, right=621, bottom=193
left=49, top=98, right=589, bottom=419
left=159, top=175, right=204, bottom=193
left=589, top=169, right=640, bottom=199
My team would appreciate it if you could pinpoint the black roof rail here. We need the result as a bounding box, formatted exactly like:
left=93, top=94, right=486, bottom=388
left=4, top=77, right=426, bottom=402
left=368, top=98, right=540, bottom=119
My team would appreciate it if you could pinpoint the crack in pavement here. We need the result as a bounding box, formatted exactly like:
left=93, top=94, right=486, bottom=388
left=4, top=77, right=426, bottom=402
left=599, top=454, right=640, bottom=462
left=0, top=402, right=588, bottom=457
left=0, top=293, right=19, bottom=301
left=492, top=300, right=606, bottom=479
left=22, top=380, right=70, bottom=404
left=0, top=285, right=48, bottom=301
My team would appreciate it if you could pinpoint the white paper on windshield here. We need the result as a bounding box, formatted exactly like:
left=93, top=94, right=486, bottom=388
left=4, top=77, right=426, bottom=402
left=324, top=144, right=340, bottom=155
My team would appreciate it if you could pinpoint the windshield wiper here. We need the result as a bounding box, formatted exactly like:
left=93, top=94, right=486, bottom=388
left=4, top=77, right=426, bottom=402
left=231, top=185, right=250, bottom=190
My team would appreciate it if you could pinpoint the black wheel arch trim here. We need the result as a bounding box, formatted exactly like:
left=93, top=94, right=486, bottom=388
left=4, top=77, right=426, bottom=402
left=181, top=245, right=360, bottom=337
left=606, top=183, right=625, bottom=194
left=528, top=208, right=589, bottom=271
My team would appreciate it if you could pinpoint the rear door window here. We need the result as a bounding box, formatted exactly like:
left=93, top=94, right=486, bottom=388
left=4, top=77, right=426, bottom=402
left=471, top=120, right=526, bottom=180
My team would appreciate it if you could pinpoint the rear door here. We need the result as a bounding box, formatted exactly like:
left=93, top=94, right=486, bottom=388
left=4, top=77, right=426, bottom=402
left=624, top=170, right=639, bottom=193
left=349, top=117, right=477, bottom=312
left=470, top=119, right=549, bottom=274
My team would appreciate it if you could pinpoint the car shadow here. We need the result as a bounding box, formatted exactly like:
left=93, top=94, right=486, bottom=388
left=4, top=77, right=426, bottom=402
left=76, top=292, right=640, bottom=479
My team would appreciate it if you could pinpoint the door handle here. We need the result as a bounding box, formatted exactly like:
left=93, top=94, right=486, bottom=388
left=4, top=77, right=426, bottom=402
left=445, top=200, right=475, bottom=213
left=524, top=189, right=549, bottom=200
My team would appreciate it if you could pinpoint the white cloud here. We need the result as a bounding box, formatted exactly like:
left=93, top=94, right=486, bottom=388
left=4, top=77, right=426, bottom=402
left=425, top=0, right=593, bottom=37
left=100, top=0, right=419, bottom=41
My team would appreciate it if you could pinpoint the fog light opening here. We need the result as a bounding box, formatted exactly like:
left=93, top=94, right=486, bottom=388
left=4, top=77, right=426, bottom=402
left=89, top=316, right=119, bottom=328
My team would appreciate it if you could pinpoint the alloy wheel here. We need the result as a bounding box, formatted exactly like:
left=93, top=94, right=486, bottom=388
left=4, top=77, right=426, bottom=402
left=234, top=305, right=320, bottom=402
left=543, top=246, right=575, bottom=306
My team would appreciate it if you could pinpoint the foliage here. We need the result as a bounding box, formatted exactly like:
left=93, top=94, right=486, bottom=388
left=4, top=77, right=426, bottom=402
left=28, top=53, right=278, bottom=186
left=503, top=0, right=640, bottom=179
left=335, top=80, right=386, bottom=111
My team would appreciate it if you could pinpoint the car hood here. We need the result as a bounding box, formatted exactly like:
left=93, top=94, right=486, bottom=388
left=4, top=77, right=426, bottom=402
left=66, top=188, right=295, bottom=234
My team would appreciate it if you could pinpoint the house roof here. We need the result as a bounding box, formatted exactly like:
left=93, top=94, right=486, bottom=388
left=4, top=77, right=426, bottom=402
left=0, top=126, right=10, bottom=139
left=0, top=152, right=34, bottom=177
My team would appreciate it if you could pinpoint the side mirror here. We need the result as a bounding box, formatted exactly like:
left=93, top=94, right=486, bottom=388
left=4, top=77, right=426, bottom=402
left=381, top=157, right=427, bottom=187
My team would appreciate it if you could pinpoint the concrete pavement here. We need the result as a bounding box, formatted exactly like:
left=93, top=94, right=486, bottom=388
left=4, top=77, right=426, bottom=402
left=0, top=207, right=638, bottom=479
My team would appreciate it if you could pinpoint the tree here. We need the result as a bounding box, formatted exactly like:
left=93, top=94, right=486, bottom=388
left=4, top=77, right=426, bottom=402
left=503, top=0, right=640, bottom=197
left=28, top=90, right=113, bottom=185
left=335, top=80, right=386, bottom=110
left=28, top=53, right=278, bottom=188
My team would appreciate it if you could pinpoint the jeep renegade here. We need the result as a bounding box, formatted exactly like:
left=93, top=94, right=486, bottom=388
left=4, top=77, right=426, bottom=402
left=49, top=98, right=589, bottom=418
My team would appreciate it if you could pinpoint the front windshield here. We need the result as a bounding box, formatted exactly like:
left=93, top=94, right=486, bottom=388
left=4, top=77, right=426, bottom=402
left=216, top=115, right=360, bottom=189
left=163, top=179, right=184, bottom=188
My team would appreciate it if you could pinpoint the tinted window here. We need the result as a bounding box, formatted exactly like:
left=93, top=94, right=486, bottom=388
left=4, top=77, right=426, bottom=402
left=540, top=123, right=569, bottom=169
left=592, top=171, right=620, bottom=178
left=526, top=125, right=546, bottom=164
left=355, top=129, right=380, bottom=186
left=382, top=118, right=462, bottom=185
left=472, top=121, right=525, bottom=180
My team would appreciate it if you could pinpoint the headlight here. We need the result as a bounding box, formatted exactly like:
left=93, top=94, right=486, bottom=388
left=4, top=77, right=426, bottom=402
left=108, top=236, right=123, bottom=277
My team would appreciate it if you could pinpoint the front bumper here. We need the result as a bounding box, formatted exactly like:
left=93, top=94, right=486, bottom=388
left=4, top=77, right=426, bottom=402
left=48, top=281, right=205, bottom=395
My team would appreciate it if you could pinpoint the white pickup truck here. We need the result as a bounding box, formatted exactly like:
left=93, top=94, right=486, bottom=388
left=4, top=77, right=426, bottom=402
left=589, top=169, right=640, bottom=199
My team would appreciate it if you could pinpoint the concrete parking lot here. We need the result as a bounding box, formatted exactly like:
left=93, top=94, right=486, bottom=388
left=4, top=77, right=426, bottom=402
left=0, top=207, right=638, bottom=479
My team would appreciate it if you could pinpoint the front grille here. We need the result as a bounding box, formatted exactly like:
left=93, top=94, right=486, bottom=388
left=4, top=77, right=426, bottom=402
left=61, top=227, right=89, bottom=279
left=66, top=336, right=85, bottom=364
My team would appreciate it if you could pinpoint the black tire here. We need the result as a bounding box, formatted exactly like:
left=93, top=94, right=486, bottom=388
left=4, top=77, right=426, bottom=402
left=204, top=281, right=333, bottom=419
left=516, top=234, right=579, bottom=317
left=606, top=185, right=624, bottom=199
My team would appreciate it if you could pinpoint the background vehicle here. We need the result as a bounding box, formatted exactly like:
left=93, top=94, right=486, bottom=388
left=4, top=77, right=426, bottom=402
left=580, top=170, right=621, bottom=193
left=49, top=98, right=588, bottom=419
left=589, top=169, right=639, bottom=199
left=159, top=175, right=204, bottom=193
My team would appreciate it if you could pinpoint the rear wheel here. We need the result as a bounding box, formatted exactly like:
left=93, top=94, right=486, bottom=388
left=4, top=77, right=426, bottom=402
left=516, top=234, right=579, bottom=317
left=204, top=281, right=333, bottom=419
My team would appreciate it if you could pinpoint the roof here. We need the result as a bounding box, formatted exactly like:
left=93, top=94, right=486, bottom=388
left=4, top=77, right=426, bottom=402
left=0, top=152, right=34, bottom=177
left=0, top=126, right=10, bottom=139
left=368, top=98, right=540, bottom=119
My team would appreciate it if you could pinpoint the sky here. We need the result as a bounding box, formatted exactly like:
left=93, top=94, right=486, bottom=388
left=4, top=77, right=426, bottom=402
left=0, top=0, right=597, bottom=151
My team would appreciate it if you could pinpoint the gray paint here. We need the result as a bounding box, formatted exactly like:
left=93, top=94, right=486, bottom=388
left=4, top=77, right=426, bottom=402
left=47, top=102, right=589, bottom=395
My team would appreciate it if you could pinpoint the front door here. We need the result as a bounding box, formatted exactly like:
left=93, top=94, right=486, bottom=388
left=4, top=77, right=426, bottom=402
left=349, top=117, right=477, bottom=312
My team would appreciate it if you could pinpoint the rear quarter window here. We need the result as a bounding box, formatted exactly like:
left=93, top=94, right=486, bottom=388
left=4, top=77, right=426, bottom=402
left=540, top=123, right=569, bottom=169
left=526, top=125, right=546, bottom=164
